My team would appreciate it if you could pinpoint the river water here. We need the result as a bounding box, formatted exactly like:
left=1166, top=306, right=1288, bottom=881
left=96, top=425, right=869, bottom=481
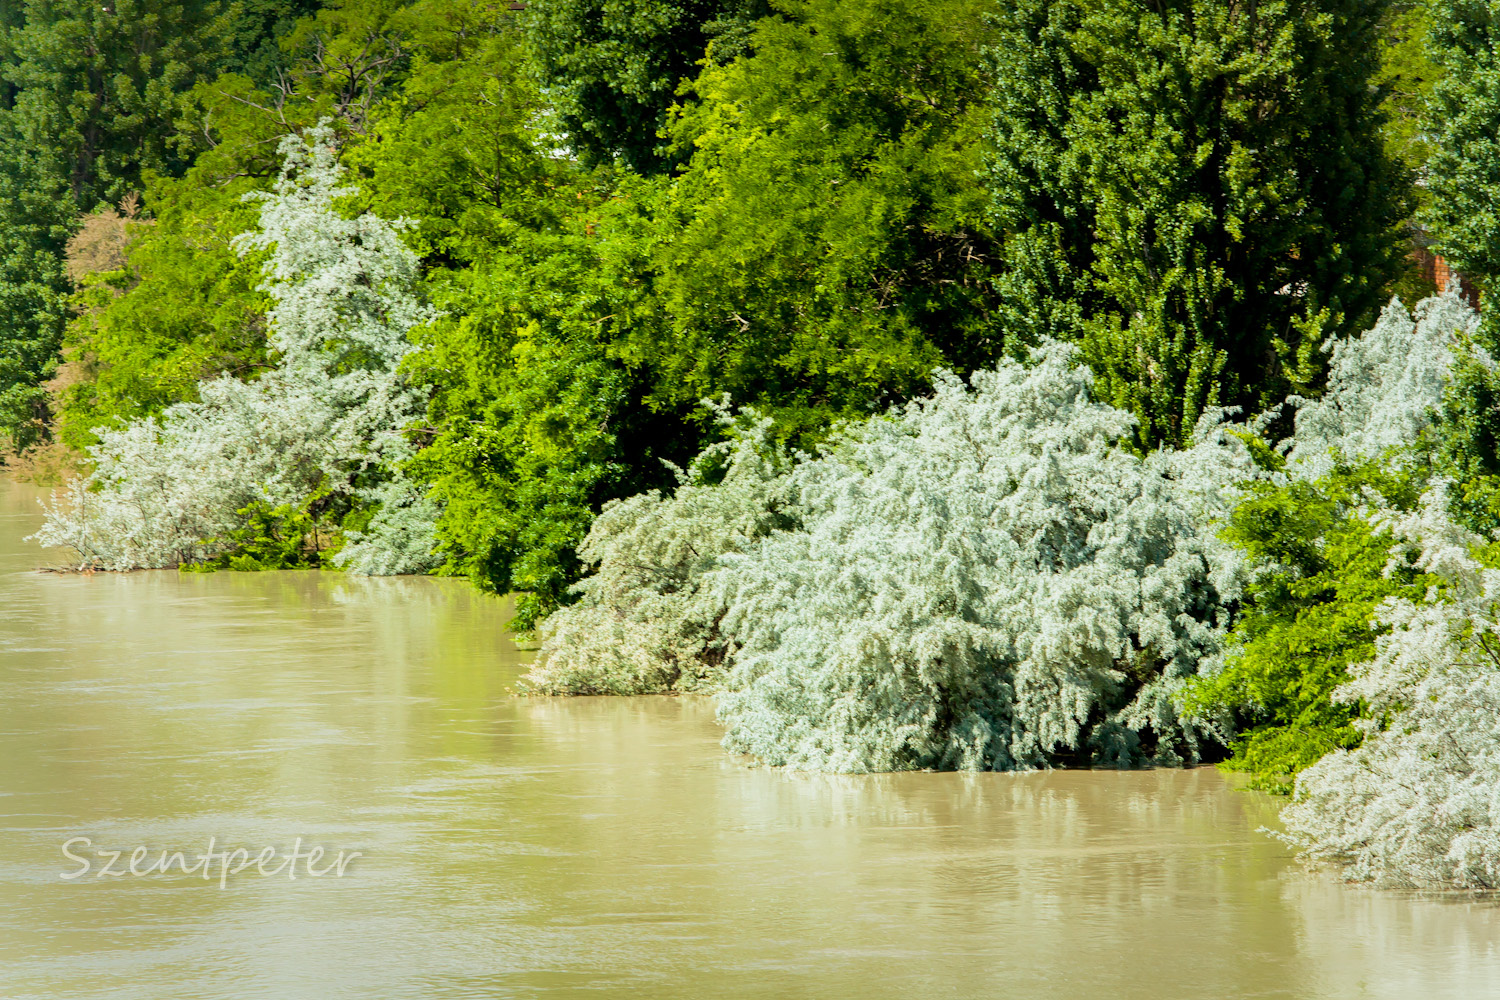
left=2, top=479, right=1500, bottom=998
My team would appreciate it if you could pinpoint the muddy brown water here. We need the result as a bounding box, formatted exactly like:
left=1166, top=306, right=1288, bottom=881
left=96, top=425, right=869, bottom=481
left=2, top=478, right=1499, bottom=998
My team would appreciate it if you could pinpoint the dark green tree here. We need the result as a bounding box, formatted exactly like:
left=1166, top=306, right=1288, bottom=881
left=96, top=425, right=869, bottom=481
left=214, top=0, right=324, bottom=81
left=405, top=0, right=1008, bottom=627
left=0, top=0, right=230, bottom=446
left=987, top=0, right=1411, bottom=448
left=338, top=0, right=688, bottom=627
left=1377, top=1, right=1444, bottom=189
left=1425, top=0, right=1500, bottom=295
left=523, top=0, right=769, bottom=171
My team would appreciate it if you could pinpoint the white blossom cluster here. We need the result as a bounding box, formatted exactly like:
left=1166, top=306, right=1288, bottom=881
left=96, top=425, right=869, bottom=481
left=1279, top=490, right=1500, bottom=889
left=525, top=404, right=796, bottom=695
left=34, top=125, right=441, bottom=574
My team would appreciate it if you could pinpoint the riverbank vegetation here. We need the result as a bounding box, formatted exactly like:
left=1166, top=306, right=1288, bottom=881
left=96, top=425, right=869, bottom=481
left=8, top=0, right=1500, bottom=889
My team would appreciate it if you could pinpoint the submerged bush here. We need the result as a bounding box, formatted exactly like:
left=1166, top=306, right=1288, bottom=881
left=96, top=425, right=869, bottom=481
left=34, top=126, right=441, bottom=574
left=705, top=344, right=1257, bottom=772
left=1279, top=492, right=1500, bottom=890
left=524, top=405, right=796, bottom=695
left=537, top=342, right=1259, bottom=771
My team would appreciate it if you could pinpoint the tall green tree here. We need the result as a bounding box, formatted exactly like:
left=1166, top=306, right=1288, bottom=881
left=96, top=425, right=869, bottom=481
left=631, top=0, right=1004, bottom=440
left=0, top=0, right=228, bottom=445
left=343, top=0, right=688, bottom=626
left=406, top=0, right=1009, bottom=627
left=1425, top=0, right=1500, bottom=296
left=987, top=0, right=1411, bottom=448
left=214, top=0, right=323, bottom=81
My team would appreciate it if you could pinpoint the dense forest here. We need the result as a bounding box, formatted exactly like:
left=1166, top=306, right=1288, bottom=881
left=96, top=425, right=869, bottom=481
left=9, top=0, right=1500, bottom=890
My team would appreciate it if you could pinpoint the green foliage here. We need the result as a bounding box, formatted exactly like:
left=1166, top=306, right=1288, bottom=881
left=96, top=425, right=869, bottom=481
left=338, top=0, right=674, bottom=624
left=56, top=0, right=492, bottom=449
left=1377, top=1, right=1444, bottom=190
left=0, top=174, right=71, bottom=448
left=405, top=209, right=697, bottom=630
left=349, top=0, right=564, bottom=263
left=523, top=0, right=770, bottom=171
left=58, top=173, right=270, bottom=448
left=1425, top=337, right=1500, bottom=534
left=1188, top=464, right=1435, bottom=792
left=1425, top=0, right=1500, bottom=295
left=213, top=0, right=324, bottom=81
left=632, top=0, right=1004, bottom=440
left=1, top=0, right=222, bottom=209
left=987, top=0, right=1412, bottom=448
left=185, top=497, right=338, bottom=571
left=401, top=0, right=1008, bottom=626
left=0, top=0, right=232, bottom=443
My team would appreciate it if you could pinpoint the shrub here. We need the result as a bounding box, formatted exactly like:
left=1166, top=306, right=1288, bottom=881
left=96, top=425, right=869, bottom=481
left=524, top=405, right=796, bottom=695
left=1279, top=491, right=1500, bottom=890
left=693, top=343, right=1257, bottom=771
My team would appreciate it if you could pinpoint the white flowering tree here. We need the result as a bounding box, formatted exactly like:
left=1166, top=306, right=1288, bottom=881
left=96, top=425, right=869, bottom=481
left=35, top=125, right=442, bottom=574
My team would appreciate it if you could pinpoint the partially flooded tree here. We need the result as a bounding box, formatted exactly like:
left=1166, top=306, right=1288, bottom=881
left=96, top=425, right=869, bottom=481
left=35, top=124, right=440, bottom=574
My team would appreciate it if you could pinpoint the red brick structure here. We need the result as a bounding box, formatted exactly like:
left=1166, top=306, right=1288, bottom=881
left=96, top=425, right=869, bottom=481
left=1411, top=244, right=1482, bottom=308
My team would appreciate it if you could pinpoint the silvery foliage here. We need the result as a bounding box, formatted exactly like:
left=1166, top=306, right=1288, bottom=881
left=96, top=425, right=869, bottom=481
left=525, top=404, right=796, bottom=695
left=34, top=125, right=442, bottom=574
left=1285, top=284, right=1479, bottom=477
left=707, top=343, right=1259, bottom=772
left=1279, top=490, right=1500, bottom=889
left=1267, top=285, right=1500, bottom=890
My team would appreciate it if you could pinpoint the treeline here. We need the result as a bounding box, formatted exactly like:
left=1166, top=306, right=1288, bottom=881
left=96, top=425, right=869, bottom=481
left=11, top=0, right=1500, bottom=887
left=1, top=0, right=1431, bottom=611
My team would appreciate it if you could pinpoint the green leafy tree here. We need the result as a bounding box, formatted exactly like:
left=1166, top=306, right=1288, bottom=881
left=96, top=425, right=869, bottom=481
left=629, top=0, right=1005, bottom=440
left=1425, top=0, right=1500, bottom=297
left=1187, top=466, right=1434, bottom=792
left=350, top=0, right=561, bottom=263
left=0, top=0, right=244, bottom=446
left=987, top=0, right=1411, bottom=448
left=1377, top=1, right=1444, bottom=191
left=214, top=0, right=324, bottom=81
left=407, top=0, right=1010, bottom=626
left=322, top=0, right=683, bottom=624
left=523, top=0, right=769, bottom=171
left=0, top=152, right=72, bottom=447
left=404, top=201, right=698, bottom=630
